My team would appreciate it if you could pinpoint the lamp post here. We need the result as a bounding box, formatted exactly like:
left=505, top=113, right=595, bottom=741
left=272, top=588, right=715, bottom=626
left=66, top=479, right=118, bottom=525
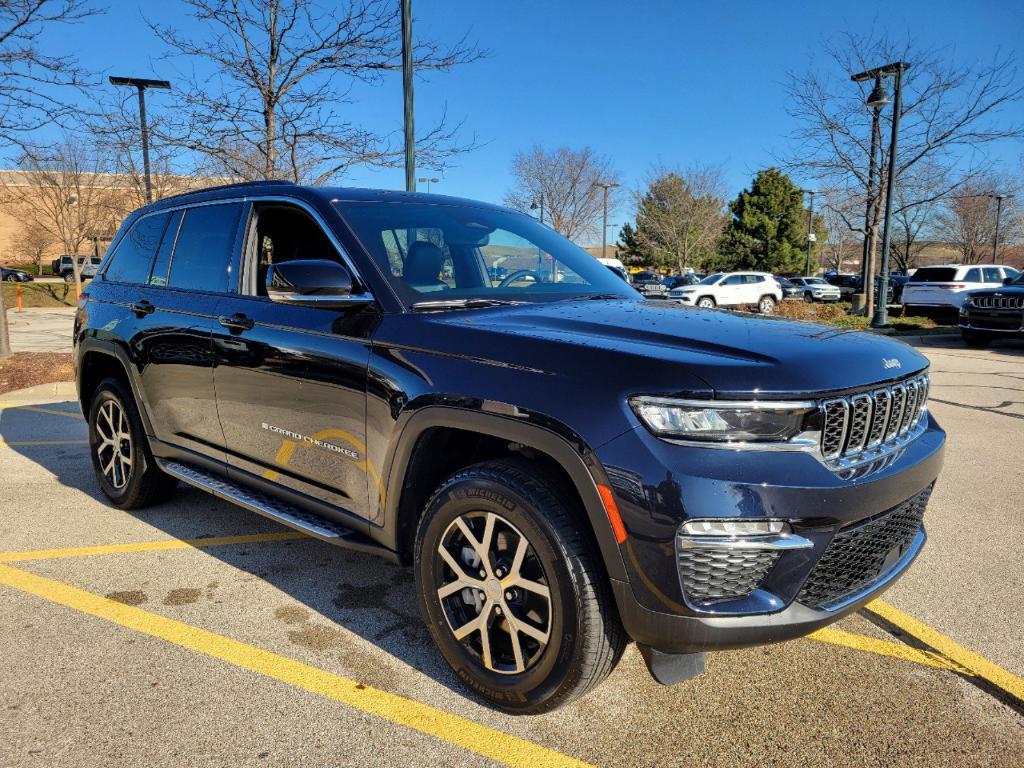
left=593, top=181, right=620, bottom=259
left=417, top=176, right=439, bottom=193
left=401, top=0, right=415, bottom=192
left=530, top=195, right=545, bottom=224
left=849, top=74, right=889, bottom=315
left=109, top=76, right=171, bottom=204
left=990, top=193, right=1013, bottom=262
left=800, top=189, right=817, bottom=275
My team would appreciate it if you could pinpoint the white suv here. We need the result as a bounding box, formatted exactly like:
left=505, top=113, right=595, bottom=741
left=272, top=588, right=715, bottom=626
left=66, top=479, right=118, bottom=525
left=902, top=264, right=1020, bottom=311
left=668, top=271, right=783, bottom=313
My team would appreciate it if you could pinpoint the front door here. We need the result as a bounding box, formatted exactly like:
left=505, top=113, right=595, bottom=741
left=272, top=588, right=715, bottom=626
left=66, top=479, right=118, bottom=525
left=212, top=201, right=378, bottom=524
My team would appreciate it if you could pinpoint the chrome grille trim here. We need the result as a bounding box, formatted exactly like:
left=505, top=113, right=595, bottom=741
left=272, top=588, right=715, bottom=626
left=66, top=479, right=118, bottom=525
left=972, top=295, right=1023, bottom=309
left=818, top=373, right=929, bottom=471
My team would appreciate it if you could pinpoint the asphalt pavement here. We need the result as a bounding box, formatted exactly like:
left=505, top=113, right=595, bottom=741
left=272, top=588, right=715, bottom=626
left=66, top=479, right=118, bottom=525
left=0, top=339, right=1022, bottom=767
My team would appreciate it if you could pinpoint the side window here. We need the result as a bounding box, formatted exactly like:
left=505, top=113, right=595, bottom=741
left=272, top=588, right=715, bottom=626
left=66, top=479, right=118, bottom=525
left=249, top=203, right=345, bottom=297
left=983, top=267, right=1002, bottom=283
left=963, top=268, right=982, bottom=283
left=167, top=203, right=242, bottom=293
left=723, top=275, right=744, bottom=286
left=103, top=213, right=169, bottom=284
left=149, top=210, right=183, bottom=287
left=745, top=275, right=764, bottom=284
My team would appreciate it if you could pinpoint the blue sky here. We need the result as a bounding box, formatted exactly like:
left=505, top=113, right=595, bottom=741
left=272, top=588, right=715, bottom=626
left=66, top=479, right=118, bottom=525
left=29, top=0, right=1024, bottom=237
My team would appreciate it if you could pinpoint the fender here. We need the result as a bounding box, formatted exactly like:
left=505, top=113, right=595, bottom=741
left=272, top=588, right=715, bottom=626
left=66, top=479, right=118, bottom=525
left=379, top=405, right=628, bottom=582
left=75, top=338, right=157, bottom=438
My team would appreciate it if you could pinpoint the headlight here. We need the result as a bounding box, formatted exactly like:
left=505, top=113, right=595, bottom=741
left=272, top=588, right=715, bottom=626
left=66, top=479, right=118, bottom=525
left=629, top=397, right=820, bottom=445
left=961, top=296, right=975, bottom=307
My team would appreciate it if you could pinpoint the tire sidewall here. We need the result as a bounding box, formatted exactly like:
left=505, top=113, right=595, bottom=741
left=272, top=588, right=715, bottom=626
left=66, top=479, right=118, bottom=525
left=88, top=380, right=146, bottom=506
left=415, top=474, right=583, bottom=712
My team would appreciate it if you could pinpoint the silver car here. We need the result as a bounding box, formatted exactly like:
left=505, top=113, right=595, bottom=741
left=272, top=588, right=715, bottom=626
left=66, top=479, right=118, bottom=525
left=789, top=277, right=842, bottom=303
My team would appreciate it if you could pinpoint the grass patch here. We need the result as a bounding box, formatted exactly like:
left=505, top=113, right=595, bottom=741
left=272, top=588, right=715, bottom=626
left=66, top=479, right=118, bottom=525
left=2, top=282, right=76, bottom=309
left=773, top=300, right=944, bottom=333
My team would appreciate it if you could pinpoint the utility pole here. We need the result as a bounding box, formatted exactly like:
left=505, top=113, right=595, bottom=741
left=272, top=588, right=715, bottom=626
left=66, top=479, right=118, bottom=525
left=593, top=182, right=619, bottom=259
left=991, top=193, right=1013, bottom=262
left=109, top=77, right=171, bottom=204
left=401, top=0, right=415, bottom=192
left=531, top=195, right=544, bottom=224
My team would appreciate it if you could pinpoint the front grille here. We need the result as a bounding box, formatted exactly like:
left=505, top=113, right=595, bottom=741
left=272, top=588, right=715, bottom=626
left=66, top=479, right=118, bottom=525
left=677, top=548, right=780, bottom=604
left=796, top=484, right=932, bottom=609
left=820, top=372, right=928, bottom=466
left=972, top=295, right=1023, bottom=309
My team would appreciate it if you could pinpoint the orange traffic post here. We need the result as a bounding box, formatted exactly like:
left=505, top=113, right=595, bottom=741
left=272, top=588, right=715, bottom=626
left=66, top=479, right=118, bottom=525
left=16, top=283, right=23, bottom=312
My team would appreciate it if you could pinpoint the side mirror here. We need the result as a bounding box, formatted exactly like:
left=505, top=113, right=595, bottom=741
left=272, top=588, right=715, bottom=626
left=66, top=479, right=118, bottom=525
left=266, top=259, right=360, bottom=308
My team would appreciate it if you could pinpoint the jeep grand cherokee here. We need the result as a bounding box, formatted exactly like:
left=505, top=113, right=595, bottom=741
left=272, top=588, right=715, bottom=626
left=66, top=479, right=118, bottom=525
left=74, top=182, right=945, bottom=714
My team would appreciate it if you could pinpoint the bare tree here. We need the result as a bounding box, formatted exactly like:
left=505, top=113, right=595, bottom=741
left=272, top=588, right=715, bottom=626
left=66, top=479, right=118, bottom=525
left=936, top=177, right=1022, bottom=264
left=2, top=141, right=118, bottom=294
left=820, top=190, right=860, bottom=273
left=0, top=0, right=100, bottom=356
left=890, top=162, right=946, bottom=273
left=631, top=165, right=728, bottom=273
left=15, top=219, right=56, bottom=276
left=505, top=146, right=619, bottom=243
left=148, top=0, right=483, bottom=184
left=785, top=32, right=1024, bottom=312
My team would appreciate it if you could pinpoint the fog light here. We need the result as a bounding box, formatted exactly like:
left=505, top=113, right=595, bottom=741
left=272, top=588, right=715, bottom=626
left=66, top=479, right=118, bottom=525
left=680, top=519, right=790, bottom=537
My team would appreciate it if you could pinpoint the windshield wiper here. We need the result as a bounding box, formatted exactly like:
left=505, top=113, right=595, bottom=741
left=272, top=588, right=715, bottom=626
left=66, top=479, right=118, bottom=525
left=410, top=297, right=527, bottom=312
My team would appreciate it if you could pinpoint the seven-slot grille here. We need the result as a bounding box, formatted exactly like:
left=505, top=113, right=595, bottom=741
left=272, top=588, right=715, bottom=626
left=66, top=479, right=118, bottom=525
left=819, top=373, right=929, bottom=464
left=971, top=295, right=1023, bottom=309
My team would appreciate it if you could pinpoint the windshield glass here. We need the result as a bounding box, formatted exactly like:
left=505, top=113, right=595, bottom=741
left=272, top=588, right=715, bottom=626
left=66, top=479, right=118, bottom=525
left=804, top=277, right=827, bottom=285
left=337, top=202, right=638, bottom=307
left=697, top=273, right=722, bottom=286
left=911, top=267, right=958, bottom=282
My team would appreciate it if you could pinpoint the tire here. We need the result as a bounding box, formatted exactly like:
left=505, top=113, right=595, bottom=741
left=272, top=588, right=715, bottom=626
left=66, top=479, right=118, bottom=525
left=803, top=292, right=814, bottom=303
left=414, top=458, right=626, bottom=714
left=758, top=295, right=777, bottom=314
left=63, top=272, right=74, bottom=283
left=696, top=296, right=716, bottom=309
left=87, top=377, right=177, bottom=509
left=961, top=330, right=992, bottom=349
left=4, top=274, right=15, bottom=282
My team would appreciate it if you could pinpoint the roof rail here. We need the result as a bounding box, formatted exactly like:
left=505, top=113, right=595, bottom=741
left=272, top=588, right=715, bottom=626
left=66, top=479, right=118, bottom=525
left=153, top=178, right=297, bottom=206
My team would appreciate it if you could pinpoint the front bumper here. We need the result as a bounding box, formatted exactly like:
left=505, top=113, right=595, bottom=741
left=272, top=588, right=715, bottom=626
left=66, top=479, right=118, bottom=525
left=594, top=413, right=944, bottom=653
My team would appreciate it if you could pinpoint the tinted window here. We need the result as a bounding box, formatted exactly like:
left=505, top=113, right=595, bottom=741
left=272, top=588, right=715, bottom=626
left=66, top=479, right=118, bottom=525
left=149, top=210, right=183, bottom=287
left=723, top=275, right=744, bottom=285
left=963, top=268, right=982, bottom=283
left=104, top=213, right=170, bottom=284
left=910, top=267, right=958, bottom=282
left=1005, top=267, right=1020, bottom=281
left=745, top=275, right=764, bottom=284
left=983, top=267, right=1002, bottom=283
left=167, top=203, right=242, bottom=293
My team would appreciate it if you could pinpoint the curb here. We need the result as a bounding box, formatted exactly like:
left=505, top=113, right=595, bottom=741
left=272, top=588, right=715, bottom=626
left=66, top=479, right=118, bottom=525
left=1, top=380, right=77, bottom=403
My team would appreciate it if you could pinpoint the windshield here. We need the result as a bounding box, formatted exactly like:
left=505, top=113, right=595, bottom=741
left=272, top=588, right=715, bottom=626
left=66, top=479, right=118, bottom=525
left=911, top=267, right=958, bottom=282
left=804, top=277, right=827, bottom=285
left=697, top=273, right=723, bottom=286
left=337, top=202, right=638, bottom=307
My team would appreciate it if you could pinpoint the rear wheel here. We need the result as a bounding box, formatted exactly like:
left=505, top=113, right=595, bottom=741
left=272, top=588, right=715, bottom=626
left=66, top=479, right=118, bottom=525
left=63, top=272, right=74, bottom=283
left=414, top=459, right=625, bottom=714
left=88, top=377, right=177, bottom=509
left=758, top=295, right=777, bottom=314
left=961, top=330, right=992, bottom=348
left=696, top=296, right=716, bottom=309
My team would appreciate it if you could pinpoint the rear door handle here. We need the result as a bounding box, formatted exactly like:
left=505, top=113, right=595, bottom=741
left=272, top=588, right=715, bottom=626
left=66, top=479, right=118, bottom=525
left=130, top=300, right=155, bottom=316
left=218, top=313, right=255, bottom=332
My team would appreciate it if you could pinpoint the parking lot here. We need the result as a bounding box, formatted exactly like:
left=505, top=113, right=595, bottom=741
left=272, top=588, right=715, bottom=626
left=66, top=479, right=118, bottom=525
left=1, top=339, right=1022, bottom=767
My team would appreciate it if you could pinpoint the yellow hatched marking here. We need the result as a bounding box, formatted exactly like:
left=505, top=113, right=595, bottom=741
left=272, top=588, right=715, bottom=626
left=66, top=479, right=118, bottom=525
left=0, top=403, right=83, bottom=420
left=0, top=532, right=306, bottom=563
left=0, top=564, right=589, bottom=768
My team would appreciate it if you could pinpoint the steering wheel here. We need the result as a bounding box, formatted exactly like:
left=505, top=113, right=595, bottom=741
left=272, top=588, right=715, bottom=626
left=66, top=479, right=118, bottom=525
left=498, top=269, right=543, bottom=288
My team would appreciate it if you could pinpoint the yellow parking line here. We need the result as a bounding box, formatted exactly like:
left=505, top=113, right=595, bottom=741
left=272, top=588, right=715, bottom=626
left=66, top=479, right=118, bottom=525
left=866, top=599, right=1024, bottom=703
left=808, top=626, right=963, bottom=671
left=0, top=439, right=89, bottom=446
left=0, top=404, right=83, bottom=420
left=0, top=532, right=307, bottom=563
left=0, top=563, right=588, bottom=768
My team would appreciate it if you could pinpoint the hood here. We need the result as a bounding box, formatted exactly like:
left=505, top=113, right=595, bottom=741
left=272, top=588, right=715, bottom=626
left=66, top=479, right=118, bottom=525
left=422, top=299, right=929, bottom=397
left=967, top=284, right=1024, bottom=298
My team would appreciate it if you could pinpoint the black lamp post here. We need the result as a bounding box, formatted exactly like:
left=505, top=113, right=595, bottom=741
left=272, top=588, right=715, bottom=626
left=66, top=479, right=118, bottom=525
left=990, top=193, right=1013, bottom=262
left=109, top=76, right=171, bottom=204
left=593, top=181, right=620, bottom=259
left=530, top=195, right=545, bottom=224
left=852, top=62, right=910, bottom=328
left=401, top=0, right=415, bottom=192
left=800, top=188, right=817, bottom=275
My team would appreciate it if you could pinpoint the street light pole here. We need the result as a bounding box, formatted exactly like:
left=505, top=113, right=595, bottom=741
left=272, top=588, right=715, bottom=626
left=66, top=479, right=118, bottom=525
left=800, top=189, right=816, bottom=275
left=872, top=63, right=909, bottom=328
left=401, top=0, right=415, bottom=193
left=417, top=176, right=439, bottom=193
left=109, top=76, right=171, bottom=204
left=593, top=181, right=619, bottom=259
left=530, top=195, right=544, bottom=224
left=991, top=193, right=1012, bottom=262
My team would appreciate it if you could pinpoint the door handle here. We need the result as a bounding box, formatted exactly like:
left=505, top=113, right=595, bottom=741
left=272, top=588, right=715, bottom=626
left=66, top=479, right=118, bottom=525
left=218, top=313, right=255, bottom=332
left=130, top=300, right=155, bottom=317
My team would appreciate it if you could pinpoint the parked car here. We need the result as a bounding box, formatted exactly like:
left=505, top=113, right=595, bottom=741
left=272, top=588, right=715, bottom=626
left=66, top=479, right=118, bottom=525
left=958, top=270, right=1024, bottom=347
left=788, top=277, right=842, bottom=303
left=668, top=271, right=783, bottom=313
left=886, top=273, right=911, bottom=304
left=775, top=277, right=803, bottom=301
left=901, top=264, right=1020, bottom=312
left=54, top=254, right=103, bottom=282
left=1, top=266, right=33, bottom=282
left=75, top=181, right=944, bottom=713
left=597, top=257, right=629, bottom=282
left=666, top=273, right=705, bottom=289
left=824, top=273, right=863, bottom=298
left=631, top=269, right=669, bottom=298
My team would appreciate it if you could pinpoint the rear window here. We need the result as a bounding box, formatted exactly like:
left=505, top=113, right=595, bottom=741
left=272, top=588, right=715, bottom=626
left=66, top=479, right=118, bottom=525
left=167, top=203, right=242, bottom=293
left=104, top=213, right=170, bottom=284
left=910, top=267, right=958, bottom=282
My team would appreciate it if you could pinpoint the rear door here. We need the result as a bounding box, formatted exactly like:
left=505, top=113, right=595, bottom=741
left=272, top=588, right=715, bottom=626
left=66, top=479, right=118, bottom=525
left=212, top=200, right=376, bottom=524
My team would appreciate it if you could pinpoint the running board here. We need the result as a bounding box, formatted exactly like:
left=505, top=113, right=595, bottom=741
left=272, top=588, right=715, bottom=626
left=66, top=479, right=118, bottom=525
left=160, top=460, right=395, bottom=560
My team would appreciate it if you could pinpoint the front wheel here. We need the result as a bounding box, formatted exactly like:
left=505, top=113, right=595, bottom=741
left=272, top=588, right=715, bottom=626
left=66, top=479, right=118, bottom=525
left=63, top=273, right=74, bottom=283
left=758, top=295, right=777, bottom=314
left=803, top=292, right=814, bottom=303
left=696, top=296, right=716, bottom=309
left=414, top=459, right=625, bottom=714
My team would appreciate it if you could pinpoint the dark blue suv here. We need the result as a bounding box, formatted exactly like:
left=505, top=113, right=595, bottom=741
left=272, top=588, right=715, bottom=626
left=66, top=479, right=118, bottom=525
left=74, top=181, right=945, bottom=713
